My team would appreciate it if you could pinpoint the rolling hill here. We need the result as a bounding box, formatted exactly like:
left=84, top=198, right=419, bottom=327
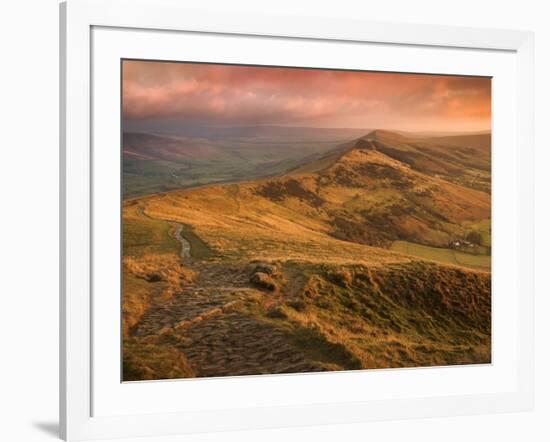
left=140, top=130, right=490, bottom=255
left=122, top=126, right=368, bottom=197
left=122, top=129, right=492, bottom=380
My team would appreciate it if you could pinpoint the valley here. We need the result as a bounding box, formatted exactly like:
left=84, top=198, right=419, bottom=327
left=122, top=126, right=368, bottom=198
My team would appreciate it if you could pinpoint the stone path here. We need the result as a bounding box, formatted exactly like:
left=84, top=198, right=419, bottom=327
left=132, top=263, right=326, bottom=378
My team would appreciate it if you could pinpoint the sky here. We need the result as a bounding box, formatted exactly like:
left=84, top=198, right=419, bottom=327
left=122, top=60, right=491, bottom=133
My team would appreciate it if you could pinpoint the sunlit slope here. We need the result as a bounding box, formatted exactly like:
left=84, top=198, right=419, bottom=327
left=361, top=130, right=491, bottom=192
left=138, top=130, right=490, bottom=265
left=141, top=182, right=414, bottom=265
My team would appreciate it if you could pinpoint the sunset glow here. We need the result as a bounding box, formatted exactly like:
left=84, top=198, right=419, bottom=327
left=123, top=60, right=491, bottom=133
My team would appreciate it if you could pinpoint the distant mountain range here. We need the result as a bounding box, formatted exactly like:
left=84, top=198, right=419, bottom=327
left=123, top=121, right=372, bottom=141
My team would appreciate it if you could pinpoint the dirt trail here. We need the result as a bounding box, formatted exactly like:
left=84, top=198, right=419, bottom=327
left=133, top=263, right=325, bottom=377
left=138, top=204, right=192, bottom=262
left=171, top=222, right=191, bottom=261
left=131, top=203, right=326, bottom=377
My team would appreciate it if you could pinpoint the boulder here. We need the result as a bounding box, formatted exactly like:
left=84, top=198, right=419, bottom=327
left=250, top=272, right=277, bottom=291
left=252, top=263, right=279, bottom=276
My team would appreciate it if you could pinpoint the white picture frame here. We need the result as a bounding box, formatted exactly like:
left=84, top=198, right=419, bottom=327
left=60, top=0, right=534, bottom=440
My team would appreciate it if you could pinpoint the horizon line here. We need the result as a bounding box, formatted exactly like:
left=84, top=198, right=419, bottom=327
left=122, top=124, right=492, bottom=135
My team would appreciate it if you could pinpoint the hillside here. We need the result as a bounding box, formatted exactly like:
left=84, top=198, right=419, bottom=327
left=141, top=130, right=490, bottom=256
left=122, top=126, right=367, bottom=197
left=122, top=130, right=492, bottom=380
left=362, top=130, right=491, bottom=192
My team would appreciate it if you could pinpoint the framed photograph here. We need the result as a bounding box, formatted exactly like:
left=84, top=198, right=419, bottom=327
left=60, top=0, right=534, bottom=440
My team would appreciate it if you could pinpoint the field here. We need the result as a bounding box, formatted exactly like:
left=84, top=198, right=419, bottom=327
left=390, top=241, right=491, bottom=270
left=122, top=129, right=492, bottom=381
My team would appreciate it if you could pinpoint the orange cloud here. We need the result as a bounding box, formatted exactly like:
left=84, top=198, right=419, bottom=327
left=122, top=60, right=491, bottom=132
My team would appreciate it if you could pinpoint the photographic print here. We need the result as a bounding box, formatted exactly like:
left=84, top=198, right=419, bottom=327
left=121, top=60, right=491, bottom=381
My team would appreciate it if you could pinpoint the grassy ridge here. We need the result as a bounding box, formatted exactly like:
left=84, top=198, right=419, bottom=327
left=258, top=261, right=491, bottom=369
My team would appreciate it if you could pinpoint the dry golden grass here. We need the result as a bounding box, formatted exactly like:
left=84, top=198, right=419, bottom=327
left=140, top=182, right=403, bottom=265
left=332, top=149, right=490, bottom=222
left=124, top=254, right=195, bottom=286
left=122, top=253, right=195, bottom=338
left=263, top=261, right=491, bottom=369
left=123, top=340, right=195, bottom=381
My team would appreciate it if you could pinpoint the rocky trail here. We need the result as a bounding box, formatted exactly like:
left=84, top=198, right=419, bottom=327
left=171, top=222, right=191, bottom=261
left=132, top=260, right=325, bottom=378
